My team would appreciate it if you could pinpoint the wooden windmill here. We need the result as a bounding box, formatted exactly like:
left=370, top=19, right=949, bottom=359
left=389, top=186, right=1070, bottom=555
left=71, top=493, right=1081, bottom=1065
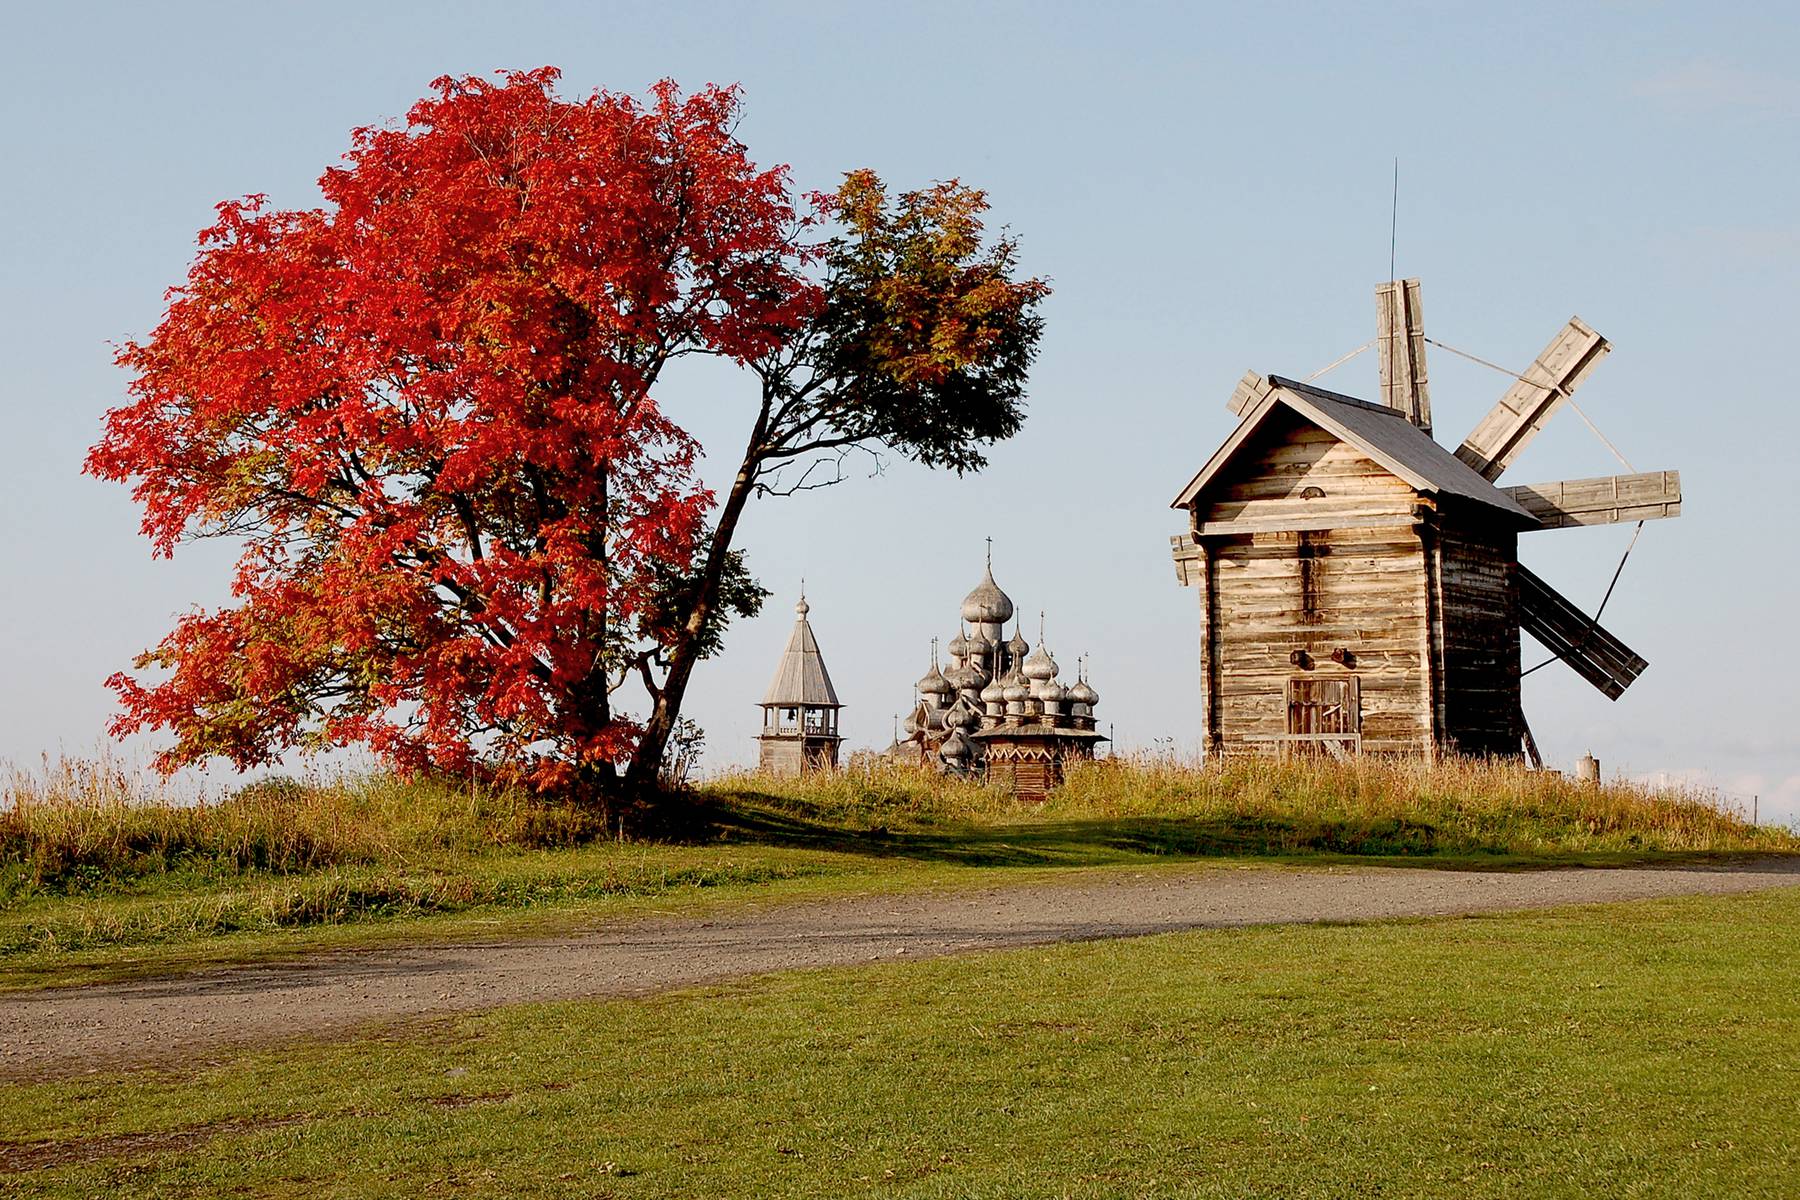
left=1169, top=280, right=1681, bottom=763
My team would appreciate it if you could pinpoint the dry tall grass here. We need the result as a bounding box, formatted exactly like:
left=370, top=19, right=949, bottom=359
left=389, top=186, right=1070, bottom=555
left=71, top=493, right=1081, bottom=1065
left=1, top=755, right=611, bottom=897
left=708, top=753, right=1796, bottom=857
left=5, top=752, right=1791, bottom=904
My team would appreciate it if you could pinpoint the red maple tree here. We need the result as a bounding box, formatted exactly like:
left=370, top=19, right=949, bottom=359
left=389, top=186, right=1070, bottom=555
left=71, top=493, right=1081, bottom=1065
left=90, top=69, right=1047, bottom=796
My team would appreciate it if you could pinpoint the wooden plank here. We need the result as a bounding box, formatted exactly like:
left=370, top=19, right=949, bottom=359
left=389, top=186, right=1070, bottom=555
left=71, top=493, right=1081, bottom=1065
left=1193, top=512, right=1420, bottom=538
left=1434, top=524, right=1522, bottom=756
left=1503, top=470, right=1682, bottom=529
left=1454, top=318, right=1611, bottom=480
left=1422, top=524, right=1445, bottom=750
left=1376, top=279, right=1432, bottom=430
left=1197, top=538, right=1219, bottom=756
left=1227, top=370, right=1276, bottom=416
left=1171, top=534, right=1202, bottom=585
left=1515, top=563, right=1647, bottom=699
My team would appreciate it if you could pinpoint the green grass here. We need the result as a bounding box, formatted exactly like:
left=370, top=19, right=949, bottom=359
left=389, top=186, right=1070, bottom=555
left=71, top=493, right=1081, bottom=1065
left=5, top=886, right=1798, bottom=1196
left=2, top=754, right=1792, bottom=992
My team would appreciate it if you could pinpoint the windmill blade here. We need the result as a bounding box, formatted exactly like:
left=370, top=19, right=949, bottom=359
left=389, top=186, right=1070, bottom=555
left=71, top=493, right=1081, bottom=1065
left=1504, top=470, right=1682, bottom=529
left=1455, top=318, right=1611, bottom=480
left=1516, top=563, right=1647, bottom=700
left=1376, top=279, right=1431, bottom=431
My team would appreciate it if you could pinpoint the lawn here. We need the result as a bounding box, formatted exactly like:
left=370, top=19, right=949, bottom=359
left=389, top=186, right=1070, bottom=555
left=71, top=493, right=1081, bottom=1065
left=4, top=886, right=1797, bottom=1197
left=1, top=755, right=1792, bottom=990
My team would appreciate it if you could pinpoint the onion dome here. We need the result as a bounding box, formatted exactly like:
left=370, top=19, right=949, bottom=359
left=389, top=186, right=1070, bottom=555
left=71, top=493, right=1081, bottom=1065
left=917, top=662, right=952, bottom=697
left=966, top=629, right=993, bottom=657
left=980, top=676, right=1007, bottom=705
left=1005, top=627, right=1029, bottom=665
left=1069, top=679, right=1098, bottom=707
left=940, top=729, right=971, bottom=762
left=944, top=697, right=979, bottom=732
left=1002, top=670, right=1030, bottom=705
left=944, top=661, right=985, bottom=692
left=962, top=566, right=1015, bottom=625
left=902, top=707, right=923, bottom=737
left=1022, top=643, right=1058, bottom=683
left=947, top=627, right=973, bottom=659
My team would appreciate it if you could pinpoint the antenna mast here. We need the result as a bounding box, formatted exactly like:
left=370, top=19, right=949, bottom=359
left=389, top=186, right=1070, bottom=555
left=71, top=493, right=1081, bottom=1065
left=1389, top=157, right=1399, bottom=282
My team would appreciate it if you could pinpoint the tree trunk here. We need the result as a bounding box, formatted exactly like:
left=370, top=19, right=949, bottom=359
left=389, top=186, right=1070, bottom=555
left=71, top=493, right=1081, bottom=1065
left=623, top=449, right=762, bottom=790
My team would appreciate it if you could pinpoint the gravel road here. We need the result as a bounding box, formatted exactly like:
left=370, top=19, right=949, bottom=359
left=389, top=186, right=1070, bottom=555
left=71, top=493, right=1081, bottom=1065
left=5, top=858, right=1797, bottom=1078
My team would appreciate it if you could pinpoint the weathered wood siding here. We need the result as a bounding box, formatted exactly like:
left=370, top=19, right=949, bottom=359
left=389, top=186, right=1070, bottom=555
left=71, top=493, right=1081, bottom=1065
left=757, top=736, right=840, bottom=776
left=1206, top=527, right=1432, bottom=754
left=1195, top=414, right=1418, bottom=529
left=1193, top=413, right=1432, bottom=756
left=1433, top=517, right=1522, bottom=756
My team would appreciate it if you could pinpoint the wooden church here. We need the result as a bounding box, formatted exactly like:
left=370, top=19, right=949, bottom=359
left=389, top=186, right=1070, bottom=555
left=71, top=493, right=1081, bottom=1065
left=1169, top=280, right=1681, bottom=761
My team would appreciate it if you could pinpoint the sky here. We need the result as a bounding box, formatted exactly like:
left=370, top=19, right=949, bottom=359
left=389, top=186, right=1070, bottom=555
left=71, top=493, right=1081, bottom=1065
left=2, top=1, right=1797, bottom=820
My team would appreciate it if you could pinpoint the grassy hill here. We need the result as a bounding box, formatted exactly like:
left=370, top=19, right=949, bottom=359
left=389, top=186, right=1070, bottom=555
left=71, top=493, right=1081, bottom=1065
left=1, top=754, right=1790, bottom=989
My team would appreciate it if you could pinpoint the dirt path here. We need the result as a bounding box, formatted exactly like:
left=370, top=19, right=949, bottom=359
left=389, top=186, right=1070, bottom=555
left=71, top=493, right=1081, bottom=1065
left=5, top=858, right=1798, bottom=1079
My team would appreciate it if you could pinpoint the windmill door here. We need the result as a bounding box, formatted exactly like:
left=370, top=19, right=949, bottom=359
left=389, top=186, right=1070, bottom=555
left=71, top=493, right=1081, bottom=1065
left=1285, top=677, right=1361, bottom=758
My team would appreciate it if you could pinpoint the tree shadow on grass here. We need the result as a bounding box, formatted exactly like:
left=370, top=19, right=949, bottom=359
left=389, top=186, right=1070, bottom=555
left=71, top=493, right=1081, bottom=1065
left=667, top=790, right=1788, bottom=873
left=675, top=790, right=1466, bottom=868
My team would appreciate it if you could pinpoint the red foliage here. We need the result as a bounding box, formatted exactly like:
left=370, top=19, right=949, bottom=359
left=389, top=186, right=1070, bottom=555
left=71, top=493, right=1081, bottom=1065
left=87, top=69, right=819, bottom=788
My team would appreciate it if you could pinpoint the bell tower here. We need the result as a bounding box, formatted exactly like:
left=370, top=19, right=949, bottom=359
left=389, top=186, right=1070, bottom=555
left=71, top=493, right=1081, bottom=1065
left=756, top=591, right=844, bottom=776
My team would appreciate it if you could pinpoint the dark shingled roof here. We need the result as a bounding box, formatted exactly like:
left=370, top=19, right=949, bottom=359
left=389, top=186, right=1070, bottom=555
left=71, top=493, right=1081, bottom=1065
left=1171, top=374, right=1539, bottom=526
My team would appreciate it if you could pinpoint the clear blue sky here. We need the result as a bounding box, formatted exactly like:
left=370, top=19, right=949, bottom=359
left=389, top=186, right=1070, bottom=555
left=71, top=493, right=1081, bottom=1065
left=3, top=2, right=1796, bottom=818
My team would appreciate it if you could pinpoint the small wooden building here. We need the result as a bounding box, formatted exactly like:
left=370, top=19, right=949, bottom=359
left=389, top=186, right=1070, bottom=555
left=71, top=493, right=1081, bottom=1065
left=756, top=595, right=843, bottom=775
left=1170, top=376, right=1536, bottom=757
left=1169, top=279, right=1680, bottom=761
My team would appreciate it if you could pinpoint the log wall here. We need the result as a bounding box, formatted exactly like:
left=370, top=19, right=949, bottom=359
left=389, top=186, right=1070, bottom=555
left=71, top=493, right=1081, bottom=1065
left=1433, top=519, right=1523, bottom=756
left=1193, top=415, right=1433, bottom=756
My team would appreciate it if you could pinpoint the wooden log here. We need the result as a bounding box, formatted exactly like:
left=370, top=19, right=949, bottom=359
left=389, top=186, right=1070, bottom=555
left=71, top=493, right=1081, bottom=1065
left=1192, top=512, right=1420, bottom=538
left=1376, top=279, right=1432, bottom=430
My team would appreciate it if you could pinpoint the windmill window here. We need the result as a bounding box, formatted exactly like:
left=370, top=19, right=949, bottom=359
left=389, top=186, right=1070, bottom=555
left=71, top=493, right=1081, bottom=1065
left=1301, top=486, right=1325, bottom=499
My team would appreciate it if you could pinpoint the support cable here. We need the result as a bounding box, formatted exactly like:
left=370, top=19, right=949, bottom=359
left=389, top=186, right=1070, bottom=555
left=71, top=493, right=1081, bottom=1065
left=1520, top=518, right=1644, bottom=679
left=1303, top=339, right=1376, bottom=383
left=1423, top=335, right=1635, bottom=471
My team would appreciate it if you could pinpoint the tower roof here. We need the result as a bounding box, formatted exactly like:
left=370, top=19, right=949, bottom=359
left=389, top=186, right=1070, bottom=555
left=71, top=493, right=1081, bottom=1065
left=761, top=596, right=842, bottom=708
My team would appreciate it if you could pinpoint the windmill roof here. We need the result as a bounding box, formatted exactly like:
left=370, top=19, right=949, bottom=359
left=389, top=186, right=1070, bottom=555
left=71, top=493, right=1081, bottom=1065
left=761, top=608, right=842, bottom=707
left=1170, top=375, right=1539, bottom=525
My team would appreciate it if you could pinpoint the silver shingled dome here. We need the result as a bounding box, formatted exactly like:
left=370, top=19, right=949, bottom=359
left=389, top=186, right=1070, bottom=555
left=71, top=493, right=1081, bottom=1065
left=960, top=566, right=1015, bottom=625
